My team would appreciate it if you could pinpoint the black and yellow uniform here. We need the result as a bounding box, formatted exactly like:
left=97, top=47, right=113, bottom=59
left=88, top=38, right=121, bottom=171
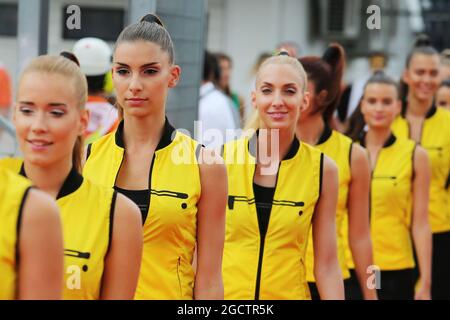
left=222, top=134, right=323, bottom=300
left=392, top=106, right=450, bottom=233
left=361, top=134, right=417, bottom=299
left=0, top=159, right=116, bottom=300
left=83, top=119, right=201, bottom=300
left=305, top=126, right=352, bottom=285
left=392, top=105, right=450, bottom=299
left=0, top=167, right=32, bottom=300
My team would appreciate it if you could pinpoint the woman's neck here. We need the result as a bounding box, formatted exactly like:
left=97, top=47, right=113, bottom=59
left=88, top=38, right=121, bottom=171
left=123, top=112, right=166, bottom=151
left=24, top=158, right=73, bottom=199
left=296, top=114, right=325, bottom=146
left=258, top=126, right=295, bottom=165
left=407, top=93, right=434, bottom=118
left=366, top=126, right=392, bottom=148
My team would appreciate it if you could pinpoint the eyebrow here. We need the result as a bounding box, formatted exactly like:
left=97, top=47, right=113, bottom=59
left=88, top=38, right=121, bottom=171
left=19, top=101, right=68, bottom=107
left=261, top=82, right=298, bottom=87
left=114, top=62, right=160, bottom=68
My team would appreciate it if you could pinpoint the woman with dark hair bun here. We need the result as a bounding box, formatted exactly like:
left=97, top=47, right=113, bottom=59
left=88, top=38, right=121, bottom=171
left=297, top=44, right=376, bottom=300
left=83, top=14, right=227, bottom=300
left=393, top=35, right=450, bottom=300
left=353, top=71, right=432, bottom=300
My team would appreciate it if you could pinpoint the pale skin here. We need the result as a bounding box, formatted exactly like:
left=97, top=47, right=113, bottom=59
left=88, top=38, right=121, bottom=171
left=362, top=83, right=432, bottom=300
left=253, top=62, right=344, bottom=300
left=436, top=86, right=450, bottom=110
left=112, top=40, right=226, bottom=299
left=15, top=71, right=143, bottom=300
left=402, top=53, right=442, bottom=141
left=297, top=81, right=376, bottom=300
left=17, top=188, right=64, bottom=300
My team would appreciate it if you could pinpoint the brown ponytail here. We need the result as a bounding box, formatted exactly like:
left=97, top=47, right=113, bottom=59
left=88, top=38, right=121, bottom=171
left=299, top=43, right=346, bottom=124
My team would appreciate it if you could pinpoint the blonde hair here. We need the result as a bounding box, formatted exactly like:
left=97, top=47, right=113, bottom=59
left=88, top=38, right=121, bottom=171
left=19, top=55, right=88, bottom=172
left=245, top=55, right=308, bottom=131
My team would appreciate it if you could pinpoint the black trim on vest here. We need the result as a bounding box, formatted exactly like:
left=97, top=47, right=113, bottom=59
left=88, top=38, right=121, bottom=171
left=401, top=102, right=437, bottom=119
left=106, top=191, right=118, bottom=255
left=19, top=164, right=83, bottom=200
left=86, top=143, right=92, bottom=161
left=317, top=124, right=333, bottom=145
left=359, top=132, right=397, bottom=149
left=319, top=153, right=324, bottom=196
left=446, top=173, right=450, bottom=190
left=248, top=131, right=300, bottom=161
left=349, top=143, right=354, bottom=169
left=114, top=117, right=176, bottom=151
left=411, top=143, right=417, bottom=183
left=425, top=104, right=437, bottom=119
left=56, top=168, right=83, bottom=200
left=195, top=143, right=203, bottom=161
left=15, top=186, right=32, bottom=266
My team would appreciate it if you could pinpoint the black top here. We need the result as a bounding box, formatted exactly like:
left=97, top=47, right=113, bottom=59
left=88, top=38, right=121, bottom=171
left=253, top=183, right=276, bottom=237
left=114, top=186, right=149, bottom=224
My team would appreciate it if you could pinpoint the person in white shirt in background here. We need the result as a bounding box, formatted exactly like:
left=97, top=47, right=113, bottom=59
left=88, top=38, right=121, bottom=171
left=198, top=51, right=237, bottom=149
left=73, top=37, right=119, bottom=145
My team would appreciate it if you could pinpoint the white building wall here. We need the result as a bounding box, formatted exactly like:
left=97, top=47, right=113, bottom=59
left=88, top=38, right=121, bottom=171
left=206, top=0, right=419, bottom=107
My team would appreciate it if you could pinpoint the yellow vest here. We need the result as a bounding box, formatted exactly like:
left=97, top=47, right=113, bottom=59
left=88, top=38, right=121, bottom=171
left=392, top=106, right=450, bottom=233
left=0, top=159, right=114, bottom=300
left=83, top=119, right=201, bottom=300
left=222, top=134, right=323, bottom=300
left=305, top=128, right=352, bottom=282
left=0, top=167, right=32, bottom=300
left=362, top=135, right=416, bottom=270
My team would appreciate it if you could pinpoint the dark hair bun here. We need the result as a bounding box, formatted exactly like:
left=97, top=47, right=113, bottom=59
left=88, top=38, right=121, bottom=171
left=414, top=34, right=432, bottom=48
left=60, top=51, right=80, bottom=66
left=140, top=13, right=164, bottom=28
left=322, top=43, right=345, bottom=69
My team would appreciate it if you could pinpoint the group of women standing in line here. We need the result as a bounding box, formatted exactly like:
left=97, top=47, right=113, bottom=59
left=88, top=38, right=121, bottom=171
left=1, top=14, right=449, bottom=300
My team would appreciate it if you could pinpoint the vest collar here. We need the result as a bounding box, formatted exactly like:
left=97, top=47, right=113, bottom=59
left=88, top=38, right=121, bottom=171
left=401, top=102, right=437, bottom=119
left=316, top=124, right=333, bottom=145
left=248, top=130, right=300, bottom=161
left=114, top=117, right=176, bottom=151
left=20, top=164, right=83, bottom=200
left=360, top=131, right=397, bottom=149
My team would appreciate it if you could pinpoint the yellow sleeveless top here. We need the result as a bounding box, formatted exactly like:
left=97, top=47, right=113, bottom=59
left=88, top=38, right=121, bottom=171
left=362, top=134, right=416, bottom=270
left=392, top=106, right=450, bottom=233
left=0, top=167, right=32, bottom=300
left=305, top=127, right=352, bottom=282
left=83, top=119, right=201, bottom=300
left=222, top=134, right=323, bottom=300
left=0, top=159, right=114, bottom=300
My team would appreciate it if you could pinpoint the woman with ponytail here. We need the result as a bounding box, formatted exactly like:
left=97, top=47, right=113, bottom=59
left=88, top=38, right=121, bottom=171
left=83, top=14, right=227, bottom=300
left=296, top=44, right=376, bottom=300
left=0, top=53, right=143, bottom=299
left=222, top=51, right=343, bottom=300
left=353, top=71, right=432, bottom=300
left=393, top=35, right=450, bottom=300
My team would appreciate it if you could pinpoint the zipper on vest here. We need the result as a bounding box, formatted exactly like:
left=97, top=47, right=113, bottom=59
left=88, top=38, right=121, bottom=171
left=150, top=189, right=188, bottom=199
left=146, top=153, right=156, bottom=223
left=372, top=175, right=397, bottom=180
left=254, top=162, right=281, bottom=300
left=64, top=249, right=90, bottom=259
left=228, top=196, right=303, bottom=210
